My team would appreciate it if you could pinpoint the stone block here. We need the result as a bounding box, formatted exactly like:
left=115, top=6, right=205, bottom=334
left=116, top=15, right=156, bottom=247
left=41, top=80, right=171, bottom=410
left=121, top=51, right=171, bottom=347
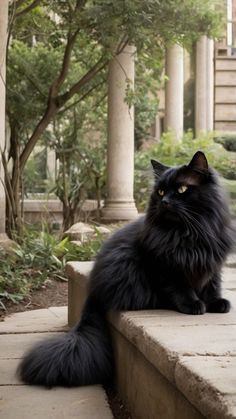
left=112, top=327, right=204, bottom=419
left=0, top=385, right=113, bottom=419
left=66, top=261, right=94, bottom=326
left=215, top=104, right=236, bottom=121
left=215, top=121, right=236, bottom=131
left=215, top=58, right=236, bottom=71
left=0, top=359, right=21, bottom=385
left=215, top=86, right=236, bottom=103
left=0, top=306, right=68, bottom=334
left=215, top=71, right=236, bottom=86
left=175, top=356, right=236, bottom=419
left=22, top=199, right=63, bottom=225
left=109, top=311, right=236, bottom=384
left=0, top=332, right=63, bottom=359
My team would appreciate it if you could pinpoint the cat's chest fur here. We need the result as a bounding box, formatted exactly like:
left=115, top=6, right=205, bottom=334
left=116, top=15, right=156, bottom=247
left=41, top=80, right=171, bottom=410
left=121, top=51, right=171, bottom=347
left=140, top=231, right=214, bottom=291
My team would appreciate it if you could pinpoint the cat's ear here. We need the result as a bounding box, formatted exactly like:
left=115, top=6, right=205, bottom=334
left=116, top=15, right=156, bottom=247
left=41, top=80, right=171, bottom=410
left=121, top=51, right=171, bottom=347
left=151, top=159, right=169, bottom=177
left=188, top=151, right=208, bottom=172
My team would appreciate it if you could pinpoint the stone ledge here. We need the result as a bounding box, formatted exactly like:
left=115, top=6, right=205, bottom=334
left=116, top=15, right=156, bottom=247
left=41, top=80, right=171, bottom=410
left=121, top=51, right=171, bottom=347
left=66, top=261, right=236, bottom=419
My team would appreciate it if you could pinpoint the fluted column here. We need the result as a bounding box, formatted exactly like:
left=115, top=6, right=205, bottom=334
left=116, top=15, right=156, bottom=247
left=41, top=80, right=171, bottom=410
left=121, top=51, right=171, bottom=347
left=195, top=36, right=214, bottom=136
left=164, top=44, right=184, bottom=141
left=102, top=45, right=138, bottom=220
left=0, top=0, right=8, bottom=240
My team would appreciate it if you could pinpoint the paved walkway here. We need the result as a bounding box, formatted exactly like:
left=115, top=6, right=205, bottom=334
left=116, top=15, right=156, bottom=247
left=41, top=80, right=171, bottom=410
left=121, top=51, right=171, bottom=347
left=0, top=306, right=113, bottom=419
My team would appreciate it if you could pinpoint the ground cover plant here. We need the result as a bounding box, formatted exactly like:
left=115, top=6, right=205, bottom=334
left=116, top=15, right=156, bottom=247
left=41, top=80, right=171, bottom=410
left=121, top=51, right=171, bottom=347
left=0, top=226, right=103, bottom=310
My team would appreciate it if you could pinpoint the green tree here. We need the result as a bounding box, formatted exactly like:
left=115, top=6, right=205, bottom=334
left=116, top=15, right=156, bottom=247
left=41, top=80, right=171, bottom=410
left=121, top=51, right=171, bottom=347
left=5, top=0, right=223, bottom=234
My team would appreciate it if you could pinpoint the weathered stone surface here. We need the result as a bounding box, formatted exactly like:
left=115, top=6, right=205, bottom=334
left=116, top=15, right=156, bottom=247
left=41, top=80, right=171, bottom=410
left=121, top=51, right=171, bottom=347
left=0, top=332, right=63, bottom=359
left=225, top=254, right=236, bottom=268
left=64, top=222, right=94, bottom=241
left=222, top=267, right=236, bottom=289
left=113, top=328, right=204, bottom=419
left=67, top=260, right=236, bottom=419
left=23, top=200, right=63, bottom=225
left=0, top=359, right=21, bottom=385
left=175, top=356, right=236, bottom=419
left=110, top=312, right=236, bottom=383
left=0, top=306, right=113, bottom=419
left=65, top=261, right=94, bottom=285
left=0, top=386, right=113, bottom=419
left=0, top=306, right=68, bottom=334
left=64, top=222, right=111, bottom=241
left=66, top=261, right=94, bottom=326
left=96, top=225, right=111, bottom=236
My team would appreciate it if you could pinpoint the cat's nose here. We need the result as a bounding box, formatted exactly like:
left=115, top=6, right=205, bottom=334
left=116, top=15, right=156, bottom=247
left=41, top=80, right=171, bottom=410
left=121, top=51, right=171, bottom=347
left=162, top=196, right=172, bottom=208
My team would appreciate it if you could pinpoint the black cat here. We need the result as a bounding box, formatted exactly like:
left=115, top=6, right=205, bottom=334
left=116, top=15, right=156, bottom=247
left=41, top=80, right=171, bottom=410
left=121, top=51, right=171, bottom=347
left=18, top=151, right=233, bottom=387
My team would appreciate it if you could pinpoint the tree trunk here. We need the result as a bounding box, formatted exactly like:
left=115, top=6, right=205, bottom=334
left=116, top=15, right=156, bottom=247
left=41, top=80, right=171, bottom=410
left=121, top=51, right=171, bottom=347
left=0, top=0, right=8, bottom=238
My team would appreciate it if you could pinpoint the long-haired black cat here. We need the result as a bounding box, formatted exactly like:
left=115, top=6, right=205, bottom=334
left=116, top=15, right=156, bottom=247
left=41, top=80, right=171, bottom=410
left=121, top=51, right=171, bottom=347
left=18, top=151, right=232, bottom=387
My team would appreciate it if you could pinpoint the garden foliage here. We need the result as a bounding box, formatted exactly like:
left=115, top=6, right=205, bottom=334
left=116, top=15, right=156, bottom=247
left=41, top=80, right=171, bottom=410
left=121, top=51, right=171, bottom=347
left=0, top=226, right=103, bottom=309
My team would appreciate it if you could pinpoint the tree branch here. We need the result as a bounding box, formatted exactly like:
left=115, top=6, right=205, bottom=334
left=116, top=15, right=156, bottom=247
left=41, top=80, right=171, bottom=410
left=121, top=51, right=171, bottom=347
left=14, top=0, right=27, bottom=9
left=19, top=99, right=58, bottom=173
left=50, top=0, right=87, bottom=94
left=15, top=0, right=42, bottom=17
left=58, top=79, right=106, bottom=116
left=50, top=28, right=80, bottom=95
left=58, top=57, right=108, bottom=104
left=14, top=67, right=47, bottom=99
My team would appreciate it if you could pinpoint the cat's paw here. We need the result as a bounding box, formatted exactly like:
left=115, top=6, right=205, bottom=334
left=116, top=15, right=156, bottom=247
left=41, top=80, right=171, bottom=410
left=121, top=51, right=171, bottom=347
left=207, top=298, right=231, bottom=313
left=180, top=300, right=206, bottom=315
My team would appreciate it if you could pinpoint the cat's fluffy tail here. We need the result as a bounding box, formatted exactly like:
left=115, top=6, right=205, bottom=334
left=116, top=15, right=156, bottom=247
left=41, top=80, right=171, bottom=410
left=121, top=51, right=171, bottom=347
left=17, top=298, right=113, bottom=387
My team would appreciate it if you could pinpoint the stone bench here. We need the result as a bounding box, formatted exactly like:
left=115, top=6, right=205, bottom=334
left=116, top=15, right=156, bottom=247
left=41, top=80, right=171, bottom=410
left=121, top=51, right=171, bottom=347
left=65, top=261, right=236, bottom=419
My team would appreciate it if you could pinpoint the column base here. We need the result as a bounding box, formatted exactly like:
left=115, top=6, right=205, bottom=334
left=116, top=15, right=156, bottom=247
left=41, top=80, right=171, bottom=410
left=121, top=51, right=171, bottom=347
left=102, top=200, right=138, bottom=221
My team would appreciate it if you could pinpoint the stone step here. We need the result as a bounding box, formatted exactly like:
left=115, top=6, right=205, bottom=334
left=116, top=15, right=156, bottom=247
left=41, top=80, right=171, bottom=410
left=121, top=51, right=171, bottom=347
left=66, top=261, right=236, bottom=419
left=0, top=307, right=114, bottom=419
left=0, top=306, right=68, bottom=334
left=0, top=386, right=113, bottom=419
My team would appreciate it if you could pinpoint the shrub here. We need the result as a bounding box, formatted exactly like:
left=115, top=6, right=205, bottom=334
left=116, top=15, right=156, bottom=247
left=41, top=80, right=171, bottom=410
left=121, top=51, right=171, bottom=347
left=0, top=226, right=103, bottom=310
left=134, top=131, right=236, bottom=210
left=214, top=134, right=236, bottom=152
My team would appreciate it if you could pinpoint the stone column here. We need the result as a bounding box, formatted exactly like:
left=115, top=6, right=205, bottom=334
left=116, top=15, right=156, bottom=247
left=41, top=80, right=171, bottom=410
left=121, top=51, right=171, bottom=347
left=195, top=36, right=214, bottom=136
left=164, top=44, right=184, bottom=141
left=102, top=45, right=138, bottom=220
left=46, top=148, right=57, bottom=182
left=0, top=0, right=9, bottom=242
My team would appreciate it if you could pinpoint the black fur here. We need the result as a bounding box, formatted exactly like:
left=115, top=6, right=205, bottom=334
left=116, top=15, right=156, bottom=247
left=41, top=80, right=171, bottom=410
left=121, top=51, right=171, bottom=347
left=18, top=151, right=233, bottom=387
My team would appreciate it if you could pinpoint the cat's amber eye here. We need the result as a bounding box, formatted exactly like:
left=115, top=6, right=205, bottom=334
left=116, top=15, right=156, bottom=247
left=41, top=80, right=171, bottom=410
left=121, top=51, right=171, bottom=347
left=177, top=185, right=188, bottom=194
left=158, top=189, right=165, bottom=196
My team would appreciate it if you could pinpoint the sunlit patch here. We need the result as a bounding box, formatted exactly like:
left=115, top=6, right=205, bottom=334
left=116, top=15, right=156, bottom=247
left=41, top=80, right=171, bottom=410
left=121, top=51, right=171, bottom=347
left=177, top=185, right=188, bottom=194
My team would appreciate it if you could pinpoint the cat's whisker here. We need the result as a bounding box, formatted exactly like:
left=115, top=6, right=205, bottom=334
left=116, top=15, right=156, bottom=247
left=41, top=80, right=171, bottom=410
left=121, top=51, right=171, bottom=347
left=179, top=208, right=226, bottom=249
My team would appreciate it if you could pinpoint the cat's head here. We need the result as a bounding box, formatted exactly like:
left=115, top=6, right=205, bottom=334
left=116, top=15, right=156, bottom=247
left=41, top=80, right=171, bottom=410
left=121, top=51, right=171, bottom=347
left=148, top=151, right=225, bottom=227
